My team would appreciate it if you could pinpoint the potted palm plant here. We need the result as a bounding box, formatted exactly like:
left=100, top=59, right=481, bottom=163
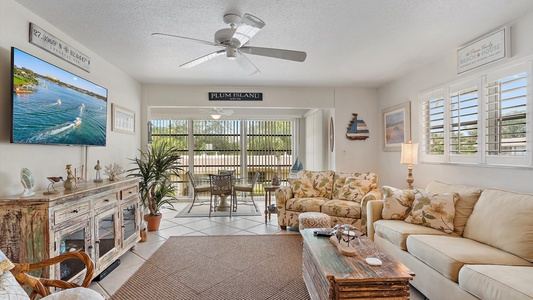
left=128, top=141, right=182, bottom=231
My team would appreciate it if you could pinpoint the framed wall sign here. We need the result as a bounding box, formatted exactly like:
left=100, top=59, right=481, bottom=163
left=208, top=92, right=263, bottom=101
left=29, top=23, right=91, bottom=72
left=112, top=104, right=135, bottom=134
left=382, top=101, right=410, bottom=151
left=457, top=27, right=509, bottom=74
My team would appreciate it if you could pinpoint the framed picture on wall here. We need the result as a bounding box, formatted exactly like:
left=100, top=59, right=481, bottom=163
left=382, top=101, right=411, bottom=151
left=112, top=104, right=135, bottom=134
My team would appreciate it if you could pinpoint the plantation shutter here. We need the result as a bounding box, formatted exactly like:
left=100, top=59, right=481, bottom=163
left=449, top=86, right=479, bottom=156
left=485, top=72, right=527, bottom=157
left=421, top=90, right=445, bottom=162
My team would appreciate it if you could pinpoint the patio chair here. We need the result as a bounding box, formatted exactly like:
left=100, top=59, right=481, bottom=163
left=209, top=174, right=234, bottom=218
left=232, top=171, right=260, bottom=212
left=186, top=171, right=211, bottom=213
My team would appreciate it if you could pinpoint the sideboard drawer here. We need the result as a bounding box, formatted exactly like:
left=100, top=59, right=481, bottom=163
left=94, top=194, right=118, bottom=209
left=55, top=202, right=90, bottom=224
left=120, top=186, right=138, bottom=199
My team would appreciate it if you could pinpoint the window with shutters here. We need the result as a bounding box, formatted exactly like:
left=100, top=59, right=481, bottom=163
left=420, top=62, right=530, bottom=167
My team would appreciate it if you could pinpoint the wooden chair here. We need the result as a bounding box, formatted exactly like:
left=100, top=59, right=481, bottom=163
left=10, top=251, right=100, bottom=300
left=232, top=171, right=260, bottom=212
left=186, top=171, right=210, bottom=213
left=208, top=174, right=234, bottom=218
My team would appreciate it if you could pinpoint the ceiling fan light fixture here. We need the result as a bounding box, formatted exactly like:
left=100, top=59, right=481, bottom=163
left=211, top=114, right=222, bottom=120
left=226, top=47, right=238, bottom=60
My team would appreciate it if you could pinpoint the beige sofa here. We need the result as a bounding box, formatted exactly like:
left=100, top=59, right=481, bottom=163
left=276, top=170, right=381, bottom=232
left=366, top=181, right=533, bottom=300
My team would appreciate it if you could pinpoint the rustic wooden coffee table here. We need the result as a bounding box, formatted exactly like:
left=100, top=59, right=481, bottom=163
left=301, top=229, right=414, bottom=300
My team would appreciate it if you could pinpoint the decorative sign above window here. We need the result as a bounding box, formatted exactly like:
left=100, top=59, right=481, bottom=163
left=29, top=23, right=91, bottom=72
left=209, top=92, right=263, bottom=101
left=457, top=27, right=509, bottom=74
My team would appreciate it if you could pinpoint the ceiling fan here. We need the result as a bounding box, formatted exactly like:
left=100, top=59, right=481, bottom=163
left=199, top=108, right=234, bottom=119
left=152, top=13, right=307, bottom=76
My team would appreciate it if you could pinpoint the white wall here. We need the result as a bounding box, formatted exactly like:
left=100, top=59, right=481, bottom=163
left=143, top=84, right=380, bottom=173
left=377, top=11, right=533, bottom=193
left=0, top=0, right=142, bottom=196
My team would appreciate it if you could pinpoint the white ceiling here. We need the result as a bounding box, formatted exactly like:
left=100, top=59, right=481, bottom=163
left=13, top=0, right=533, bottom=88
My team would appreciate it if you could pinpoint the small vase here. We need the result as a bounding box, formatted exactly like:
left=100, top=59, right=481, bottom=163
left=144, top=214, right=162, bottom=231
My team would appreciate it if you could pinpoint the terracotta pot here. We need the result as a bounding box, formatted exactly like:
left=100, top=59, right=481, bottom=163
left=144, top=214, right=162, bottom=231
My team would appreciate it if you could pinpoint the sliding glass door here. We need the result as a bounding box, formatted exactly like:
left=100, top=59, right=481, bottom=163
left=150, top=118, right=296, bottom=197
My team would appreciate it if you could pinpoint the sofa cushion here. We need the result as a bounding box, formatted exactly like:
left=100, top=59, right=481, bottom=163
left=332, top=172, right=377, bottom=202
left=285, top=197, right=328, bottom=212
left=0, top=271, right=30, bottom=300
left=43, top=287, right=105, bottom=300
left=381, top=186, right=414, bottom=220
left=373, top=220, right=448, bottom=250
left=321, top=199, right=361, bottom=218
left=425, top=180, right=482, bottom=235
left=291, top=170, right=334, bottom=199
left=463, top=188, right=533, bottom=262
left=406, top=235, right=533, bottom=283
left=404, top=189, right=458, bottom=233
left=459, top=265, right=533, bottom=300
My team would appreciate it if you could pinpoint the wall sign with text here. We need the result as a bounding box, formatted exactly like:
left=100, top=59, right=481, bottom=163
left=29, top=23, right=91, bottom=72
left=209, top=92, right=263, bottom=101
left=457, top=27, right=509, bottom=74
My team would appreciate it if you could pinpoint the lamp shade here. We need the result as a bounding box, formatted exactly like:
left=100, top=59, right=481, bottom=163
left=211, top=114, right=221, bottom=120
left=401, top=141, right=418, bottom=165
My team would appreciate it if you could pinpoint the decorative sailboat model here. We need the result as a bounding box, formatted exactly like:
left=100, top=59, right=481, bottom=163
left=346, top=114, right=370, bottom=140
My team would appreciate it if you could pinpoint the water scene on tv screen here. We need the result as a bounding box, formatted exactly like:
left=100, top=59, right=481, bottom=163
left=12, top=48, right=107, bottom=146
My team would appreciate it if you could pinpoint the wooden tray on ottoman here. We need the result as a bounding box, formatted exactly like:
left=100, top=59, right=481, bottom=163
left=301, top=229, right=414, bottom=300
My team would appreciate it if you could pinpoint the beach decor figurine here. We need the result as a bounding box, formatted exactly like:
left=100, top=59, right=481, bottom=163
left=20, top=168, right=36, bottom=198
left=329, top=224, right=363, bottom=256
left=63, top=164, right=76, bottom=190
left=44, top=176, right=63, bottom=195
left=94, top=160, right=103, bottom=183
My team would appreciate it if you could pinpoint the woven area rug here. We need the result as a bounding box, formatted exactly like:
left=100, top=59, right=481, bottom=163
left=110, top=235, right=310, bottom=300
left=175, top=201, right=262, bottom=218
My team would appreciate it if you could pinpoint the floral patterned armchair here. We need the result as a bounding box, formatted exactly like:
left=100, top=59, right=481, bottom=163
left=276, top=170, right=381, bottom=233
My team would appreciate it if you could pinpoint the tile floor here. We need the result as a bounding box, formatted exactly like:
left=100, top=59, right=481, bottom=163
left=88, top=200, right=426, bottom=300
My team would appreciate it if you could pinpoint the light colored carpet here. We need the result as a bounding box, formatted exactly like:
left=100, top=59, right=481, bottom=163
left=110, top=235, right=310, bottom=300
left=175, top=201, right=262, bottom=218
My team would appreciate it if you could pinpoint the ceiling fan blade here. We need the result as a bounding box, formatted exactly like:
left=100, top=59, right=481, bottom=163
left=236, top=53, right=260, bottom=76
left=151, top=32, right=219, bottom=47
left=221, top=109, right=234, bottom=116
left=231, top=13, right=265, bottom=46
left=180, top=50, right=225, bottom=68
left=240, top=46, right=307, bottom=62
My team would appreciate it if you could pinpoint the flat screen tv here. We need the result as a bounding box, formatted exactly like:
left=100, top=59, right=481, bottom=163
left=11, top=47, right=107, bottom=146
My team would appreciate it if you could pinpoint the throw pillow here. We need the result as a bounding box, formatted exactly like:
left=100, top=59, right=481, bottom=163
left=0, top=250, right=14, bottom=275
left=381, top=186, right=415, bottom=220
left=288, top=178, right=320, bottom=198
left=338, top=177, right=373, bottom=202
left=0, top=272, right=30, bottom=300
left=294, top=170, right=334, bottom=198
left=404, top=189, right=459, bottom=233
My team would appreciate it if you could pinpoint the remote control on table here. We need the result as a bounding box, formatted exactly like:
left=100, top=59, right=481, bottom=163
left=314, top=230, right=333, bottom=237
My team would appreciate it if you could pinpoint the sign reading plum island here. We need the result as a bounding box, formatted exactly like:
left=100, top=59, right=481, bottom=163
left=209, top=92, right=263, bottom=101
left=457, top=27, right=508, bottom=74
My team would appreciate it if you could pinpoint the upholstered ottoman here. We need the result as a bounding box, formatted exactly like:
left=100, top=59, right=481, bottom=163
left=298, top=212, right=332, bottom=230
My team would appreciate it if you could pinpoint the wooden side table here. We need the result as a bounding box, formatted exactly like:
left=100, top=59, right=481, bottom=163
left=263, top=185, right=279, bottom=223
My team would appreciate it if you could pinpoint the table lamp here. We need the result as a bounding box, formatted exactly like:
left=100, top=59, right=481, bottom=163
left=400, top=141, right=418, bottom=189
